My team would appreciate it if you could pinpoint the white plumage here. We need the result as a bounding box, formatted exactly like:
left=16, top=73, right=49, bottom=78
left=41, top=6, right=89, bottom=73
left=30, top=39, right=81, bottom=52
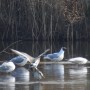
left=68, top=57, right=88, bottom=64
left=0, top=62, right=15, bottom=73
left=10, top=56, right=31, bottom=66
left=30, top=57, right=45, bottom=78
left=43, top=47, right=66, bottom=61
left=30, top=58, right=40, bottom=68
left=10, top=49, right=34, bottom=66
left=10, top=49, right=50, bottom=66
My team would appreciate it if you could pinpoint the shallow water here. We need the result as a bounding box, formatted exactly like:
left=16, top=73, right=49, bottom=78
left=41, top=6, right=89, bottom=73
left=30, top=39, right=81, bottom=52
left=0, top=41, right=90, bottom=90
left=0, top=64, right=89, bottom=90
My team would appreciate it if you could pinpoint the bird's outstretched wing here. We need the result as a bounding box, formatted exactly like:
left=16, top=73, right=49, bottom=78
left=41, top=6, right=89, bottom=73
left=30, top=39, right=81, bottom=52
left=38, top=49, right=50, bottom=57
left=32, top=49, right=50, bottom=61
left=11, top=49, right=34, bottom=63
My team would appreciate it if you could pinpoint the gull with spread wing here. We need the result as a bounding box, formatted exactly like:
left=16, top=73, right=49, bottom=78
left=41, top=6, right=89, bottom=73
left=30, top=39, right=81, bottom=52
left=10, top=49, right=50, bottom=66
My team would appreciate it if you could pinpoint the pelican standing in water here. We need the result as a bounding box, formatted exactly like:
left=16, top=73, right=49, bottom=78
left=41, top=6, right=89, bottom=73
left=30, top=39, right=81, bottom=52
left=43, top=47, right=66, bottom=61
left=10, top=49, right=50, bottom=66
left=0, top=61, right=15, bottom=73
left=68, top=57, right=88, bottom=64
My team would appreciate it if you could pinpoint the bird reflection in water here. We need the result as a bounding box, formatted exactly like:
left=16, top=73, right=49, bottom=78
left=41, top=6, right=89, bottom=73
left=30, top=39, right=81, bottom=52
left=0, top=74, right=15, bottom=90
left=11, top=67, right=30, bottom=90
left=12, top=67, right=30, bottom=82
left=30, top=83, right=43, bottom=90
left=30, top=69, right=44, bottom=80
left=42, top=64, right=65, bottom=89
left=69, top=66, right=87, bottom=78
left=67, top=65, right=88, bottom=90
left=44, top=64, right=64, bottom=79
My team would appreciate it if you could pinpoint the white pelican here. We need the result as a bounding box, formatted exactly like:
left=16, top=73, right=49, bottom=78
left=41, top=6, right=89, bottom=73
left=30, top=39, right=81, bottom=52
left=68, top=57, right=88, bottom=64
left=0, top=62, right=15, bottom=73
left=43, top=47, right=66, bottom=61
left=10, top=49, right=50, bottom=66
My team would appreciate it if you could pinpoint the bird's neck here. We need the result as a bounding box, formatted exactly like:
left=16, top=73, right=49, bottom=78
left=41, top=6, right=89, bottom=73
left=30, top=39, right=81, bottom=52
left=59, top=49, right=64, bottom=54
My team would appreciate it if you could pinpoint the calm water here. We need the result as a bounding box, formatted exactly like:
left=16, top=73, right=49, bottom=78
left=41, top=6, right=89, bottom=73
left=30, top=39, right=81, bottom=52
left=0, top=41, right=90, bottom=90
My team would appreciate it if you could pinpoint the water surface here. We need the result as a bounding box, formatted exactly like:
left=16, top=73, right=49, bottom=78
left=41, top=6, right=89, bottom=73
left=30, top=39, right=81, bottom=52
left=0, top=41, right=90, bottom=90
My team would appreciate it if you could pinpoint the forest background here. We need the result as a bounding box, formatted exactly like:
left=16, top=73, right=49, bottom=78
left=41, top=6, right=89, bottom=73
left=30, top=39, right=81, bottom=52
left=0, top=0, right=90, bottom=41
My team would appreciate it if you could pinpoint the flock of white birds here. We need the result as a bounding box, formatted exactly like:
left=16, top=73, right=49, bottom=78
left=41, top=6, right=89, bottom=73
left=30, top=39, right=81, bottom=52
left=0, top=47, right=88, bottom=78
